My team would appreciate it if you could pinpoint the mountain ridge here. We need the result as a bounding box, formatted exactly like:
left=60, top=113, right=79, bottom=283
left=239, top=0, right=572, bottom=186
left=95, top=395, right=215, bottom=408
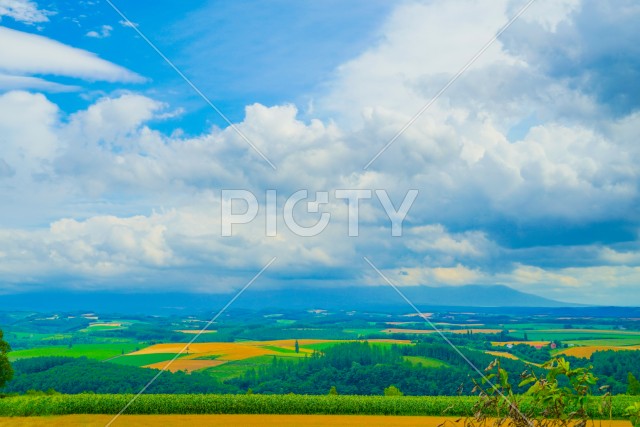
left=0, top=284, right=577, bottom=314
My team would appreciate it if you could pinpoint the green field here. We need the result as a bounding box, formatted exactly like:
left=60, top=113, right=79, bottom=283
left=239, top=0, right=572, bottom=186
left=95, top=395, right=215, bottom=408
left=205, top=355, right=305, bottom=381
left=403, top=356, right=449, bottom=368
left=564, top=338, right=640, bottom=346
left=108, top=353, right=183, bottom=367
left=0, top=394, right=635, bottom=418
left=509, top=330, right=639, bottom=341
left=8, top=343, right=140, bottom=361
left=263, top=345, right=298, bottom=354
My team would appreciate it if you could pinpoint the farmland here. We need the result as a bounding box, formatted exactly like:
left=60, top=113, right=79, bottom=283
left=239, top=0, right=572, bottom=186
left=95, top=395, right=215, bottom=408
left=1, top=305, right=640, bottom=418
left=0, top=394, right=636, bottom=417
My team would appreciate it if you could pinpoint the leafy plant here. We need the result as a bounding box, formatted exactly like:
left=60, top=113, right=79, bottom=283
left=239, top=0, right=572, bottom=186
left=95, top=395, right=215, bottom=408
left=626, top=402, right=640, bottom=427
left=459, top=357, right=611, bottom=427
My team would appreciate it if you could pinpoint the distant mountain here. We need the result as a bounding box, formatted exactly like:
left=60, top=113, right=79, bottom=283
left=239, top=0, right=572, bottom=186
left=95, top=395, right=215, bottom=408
left=0, top=284, right=576, bottom=314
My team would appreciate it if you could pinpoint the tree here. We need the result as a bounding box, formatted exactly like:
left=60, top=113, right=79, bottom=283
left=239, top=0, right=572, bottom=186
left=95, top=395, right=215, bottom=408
left=628, top=372, right=640, bottom=396
left=0, top=329, right=13, bottom=389
left=294, top=340, right=300, bottom=354
left=384, top=385, right=403, bottom=396
left=328, top=385, right=338, bottom=395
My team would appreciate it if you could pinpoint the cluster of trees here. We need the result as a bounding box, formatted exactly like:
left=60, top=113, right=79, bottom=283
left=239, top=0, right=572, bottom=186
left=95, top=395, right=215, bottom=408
left=0, top=329, right=12, bottom=389
left=503, top=343, right=552, bottom=363
left=229, top=342, right=534, bottom=396
left=567, top=350, right=640, bottom=395
left=3, top=356, right=233, bottom=394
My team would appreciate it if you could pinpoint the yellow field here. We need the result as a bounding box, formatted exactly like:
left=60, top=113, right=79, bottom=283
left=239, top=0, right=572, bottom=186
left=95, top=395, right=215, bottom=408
left=131, top=339, right=411, bottom=372
left=558, top=345, right=640, bottom=358
left=130, top=339, right=330, bottom=363
left=144, top=359, right=226, bottom=372
left=485, top=351, right=519, bottom=360
left=0, top=415, right=632, bottom=427
left=492, top=341, right=550, bottom=347
left=383, top=328, right=504, bottom=335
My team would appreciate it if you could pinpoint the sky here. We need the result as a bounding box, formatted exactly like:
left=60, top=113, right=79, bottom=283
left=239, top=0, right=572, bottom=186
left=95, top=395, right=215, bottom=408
left=0, top=0, right=639, bottom=305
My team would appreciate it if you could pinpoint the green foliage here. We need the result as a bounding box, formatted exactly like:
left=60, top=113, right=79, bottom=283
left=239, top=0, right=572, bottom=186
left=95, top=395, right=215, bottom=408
left=295, top=340, right=300, bottom=354
left=465, top=357, right=612, bottom=427
left=625, top=402, right=640, bottom=427
left=0, top=394, right=634, bottom=417
left=328, top=386, right=338, bottom=395
left=628, top=372, right=640, bottom=396
left=384, top=385, right=403, bottom=396
left=0, top=329, right=13, bottom=389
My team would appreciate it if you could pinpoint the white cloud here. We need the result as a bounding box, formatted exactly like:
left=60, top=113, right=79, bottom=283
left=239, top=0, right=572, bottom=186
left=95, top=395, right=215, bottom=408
left=86, top=24, right=113, bottom=39
left=0, top=26, right=143, bottom=83
left=1, top=0, right=640, bottom=304
left=0, top=0, right=50, bottom=24
left=0, top=74, right=80, bottom=92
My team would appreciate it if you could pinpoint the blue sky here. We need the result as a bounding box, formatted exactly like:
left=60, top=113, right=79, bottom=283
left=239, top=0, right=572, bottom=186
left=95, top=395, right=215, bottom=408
left=1, top=0, right=640, bottom=305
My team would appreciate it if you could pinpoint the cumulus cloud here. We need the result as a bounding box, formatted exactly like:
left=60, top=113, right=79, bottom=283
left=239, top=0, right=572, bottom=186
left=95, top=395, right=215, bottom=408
left=0, top=0, right=50, bottom=24
left=0, top=0, right=639, bottom=304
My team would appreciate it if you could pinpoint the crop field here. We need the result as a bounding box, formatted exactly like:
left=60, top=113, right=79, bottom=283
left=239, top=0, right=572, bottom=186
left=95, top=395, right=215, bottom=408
left=0, top=394, right=635, bottom=418
left=174, top=330, right=217, bottom=334
left=130, top=339, right=325, bottom=363
left=8, top=343, right=140, bottom=361
left=145, top=359, right=226, bottom=372
left=558, top=345, right=640, bottom=358
left=485, top=351, right=519, bottom=360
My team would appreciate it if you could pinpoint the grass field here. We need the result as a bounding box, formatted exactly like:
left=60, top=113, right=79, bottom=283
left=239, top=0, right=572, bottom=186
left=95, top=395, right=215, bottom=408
left=8, top=343, right=141, bottom=361
left=2, top=415, right=632, bottom=427
left=205, top=355, right=294, bottom=381
left=108, top=353, right=183, bottom=367
left=403, top=356, right=449, bottom=368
